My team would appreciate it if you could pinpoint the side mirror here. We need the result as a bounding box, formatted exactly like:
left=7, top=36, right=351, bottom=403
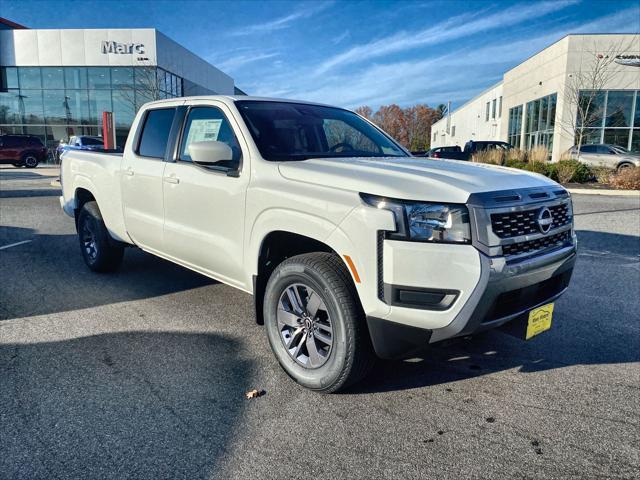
left=188, top=141, right=233, bottom=166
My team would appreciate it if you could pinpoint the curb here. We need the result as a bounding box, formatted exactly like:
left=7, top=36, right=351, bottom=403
left=566, top=188, right=639, bottom=197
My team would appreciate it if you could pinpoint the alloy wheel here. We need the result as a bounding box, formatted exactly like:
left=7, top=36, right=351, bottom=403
left=81, top=221, right=98, bottom=261
left=277, top=283, right=333, bottom=368
left=24, top=156, right=38, bottom=167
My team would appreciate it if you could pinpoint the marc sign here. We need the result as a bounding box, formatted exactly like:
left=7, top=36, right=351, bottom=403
left=101, top=41, right=145, bottom=55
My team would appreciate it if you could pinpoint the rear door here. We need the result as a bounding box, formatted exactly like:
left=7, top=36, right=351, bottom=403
left=161, top=102, right=250, bottom=287
left=121, top=105, right=181, bottom=252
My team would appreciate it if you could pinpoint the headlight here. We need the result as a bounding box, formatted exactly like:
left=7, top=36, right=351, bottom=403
left=361, top=193, right=471, bottom=243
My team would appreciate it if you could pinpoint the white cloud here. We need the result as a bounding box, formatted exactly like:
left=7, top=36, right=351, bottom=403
left=314, top=0, right=580, bottom=74
left=229, top=1, right=333, bottom=36
left=216, top=52, right=279, bottom=73
left=239, top=4, right=639, bottom=109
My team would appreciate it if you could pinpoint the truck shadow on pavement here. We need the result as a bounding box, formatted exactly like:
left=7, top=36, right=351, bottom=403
left=0, top=331, right=253, bottom=479
left=0, top=226, right=215, bottom=321
left=2, top=224, right=638, bottom=395
left=348, top=229, right=640, bottom=394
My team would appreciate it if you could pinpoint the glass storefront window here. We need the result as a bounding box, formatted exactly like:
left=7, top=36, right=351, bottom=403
left=605, top=91, right=634, bottom=128
left=577, top=91, right=606, bottom=128
left=524, top=93, right=557, bottom=151
left=18, top=67, right=42, bottom=89
left=1, top=67, right=19, bottom=89
left=0, top=91, right=21, bottom=124
left=576, top=90, right=639, bottom=150
left=88, top=67, right=111, bottom=89
left=88, top=90, right=112, bottom=124
left=580, top=128, right=602, bottom=145
left=111, top=67, right=134, bottom=89
left=41, top=67, right=65, bottom=89
left=64, top=67, right=88, bottom=89
left=111, top=90, right=135, bottom=127
left=43, top=90, right=68, bottom=125
left=1, top=66, right=186, bottom=161
left=508, top=105, right=523, bottom=148
left=20, top=91, right=44, bottom=124
left=64, top=90, right=90, bottom=125
left=631, top=130, right=640, bottom=152
left=603, top=129, right=630, bottom=149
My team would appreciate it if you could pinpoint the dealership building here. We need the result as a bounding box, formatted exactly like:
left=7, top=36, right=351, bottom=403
left=431, top=34, right=640, bottom=161
left=0, top=18, right=239, bottom=150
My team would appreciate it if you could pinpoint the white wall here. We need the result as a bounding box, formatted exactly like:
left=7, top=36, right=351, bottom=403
left=432, top=34, right=640, bottom=161
left=0, top=28, right=158, bottom=66
left=0, top=28, right=235, bottom=95
left=431, top=82, right=504, bottom=148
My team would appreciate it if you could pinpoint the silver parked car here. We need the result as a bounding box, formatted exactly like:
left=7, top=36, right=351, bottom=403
left=567, top=144, right=640, bottom=172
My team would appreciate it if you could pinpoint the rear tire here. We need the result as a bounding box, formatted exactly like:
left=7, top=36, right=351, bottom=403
left=22, top=154, right=39, bottom=168
left=263, top=252, right=375, bottom=393
left=77, top=201, right=124, bottom=272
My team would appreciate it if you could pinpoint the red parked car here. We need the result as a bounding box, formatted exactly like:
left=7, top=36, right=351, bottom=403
left=0, top=135, right=49, bottom=168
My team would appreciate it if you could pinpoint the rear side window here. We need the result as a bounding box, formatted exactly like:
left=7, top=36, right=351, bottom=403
left=580, top=145, right=597, bottom=153
left=138, top=108, right=176, bottom=158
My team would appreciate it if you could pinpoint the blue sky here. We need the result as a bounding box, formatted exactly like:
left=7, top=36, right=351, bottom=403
left=4, top=0, right=640, bottom=109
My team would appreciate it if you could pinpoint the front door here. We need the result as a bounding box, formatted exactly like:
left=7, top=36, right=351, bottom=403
left=121, top=107, right=177, bottom=252
left=162, top=104, right=249, bottom=287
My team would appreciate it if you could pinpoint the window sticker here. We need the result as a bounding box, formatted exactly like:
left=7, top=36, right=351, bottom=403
left=184, top=118, right=223, bottom=155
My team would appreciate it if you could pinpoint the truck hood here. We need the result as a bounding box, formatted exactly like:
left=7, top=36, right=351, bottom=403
left=278, top=157, right=558, bottom=203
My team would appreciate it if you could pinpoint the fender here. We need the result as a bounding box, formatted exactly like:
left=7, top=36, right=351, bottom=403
left=247, top=207, right=355, bottom=288
left=72, top=173, right=132, bottom=243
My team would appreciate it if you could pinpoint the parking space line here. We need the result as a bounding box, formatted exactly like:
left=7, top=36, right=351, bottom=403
left=0, top=240, right=33, bottom=250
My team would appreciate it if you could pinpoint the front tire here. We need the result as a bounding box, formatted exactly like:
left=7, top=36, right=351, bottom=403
left=263, top=252, right=375, bottom=393
left=77, top=201, right=124, bottom=272
left=22, top=154, right=39, bottom=168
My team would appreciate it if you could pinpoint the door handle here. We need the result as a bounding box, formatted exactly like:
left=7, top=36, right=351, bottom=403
left=123, top=167, right=134, bottom=176
left=164, top=175, right=180, bottom=184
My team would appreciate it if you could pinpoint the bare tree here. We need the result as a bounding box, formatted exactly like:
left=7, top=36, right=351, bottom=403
left=561, top=39, right=635, bottom=152
left=119, top=63, right=164, bottom=114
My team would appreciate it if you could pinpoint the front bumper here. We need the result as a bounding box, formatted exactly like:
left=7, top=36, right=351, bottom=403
left=367, top=242, right=576, bottom=359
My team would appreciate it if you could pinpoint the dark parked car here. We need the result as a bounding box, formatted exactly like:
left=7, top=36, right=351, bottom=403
left=417, top=146, right=463, bottom=158
left=0, top=135, right=48, bottom=168
left=435, top=140, right=513, bottom=160
left=56, top=135, right=105, bottom=159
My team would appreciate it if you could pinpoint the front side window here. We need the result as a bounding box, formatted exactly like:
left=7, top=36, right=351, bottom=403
left=179, top=106, right=242, bottom=170
left=236, top=101, right=406, bottom=161
left=137, top=108, right=176, bottom=158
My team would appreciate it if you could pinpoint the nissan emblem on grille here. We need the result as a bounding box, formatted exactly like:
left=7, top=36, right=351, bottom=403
left=537, top=207, right=553, bottom=234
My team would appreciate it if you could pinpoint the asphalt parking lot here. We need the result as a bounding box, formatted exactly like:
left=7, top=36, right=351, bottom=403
left=1, top=166, right=639, bottom=480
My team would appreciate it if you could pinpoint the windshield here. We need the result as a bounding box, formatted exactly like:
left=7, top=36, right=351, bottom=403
left=82, top=137, right=104, bottom=146
left=611, top=145, right=629, bottom=154
left=235, top=100, right=407, bottom=161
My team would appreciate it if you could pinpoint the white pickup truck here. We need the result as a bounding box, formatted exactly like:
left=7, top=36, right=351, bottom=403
left=60, top=96, right=576, bottom=392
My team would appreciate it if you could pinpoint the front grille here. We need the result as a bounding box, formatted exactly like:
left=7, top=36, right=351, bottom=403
left=502, top=230, right=571, bottom=257
left=482, top=270, right=572, bottom=323
left=491, top=202, right=571, bottom=239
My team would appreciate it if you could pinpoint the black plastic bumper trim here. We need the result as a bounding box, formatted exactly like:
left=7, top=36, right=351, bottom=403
left=383, top=284, right=459, bottom=311
left=366, top=316, right=432, bottom=360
